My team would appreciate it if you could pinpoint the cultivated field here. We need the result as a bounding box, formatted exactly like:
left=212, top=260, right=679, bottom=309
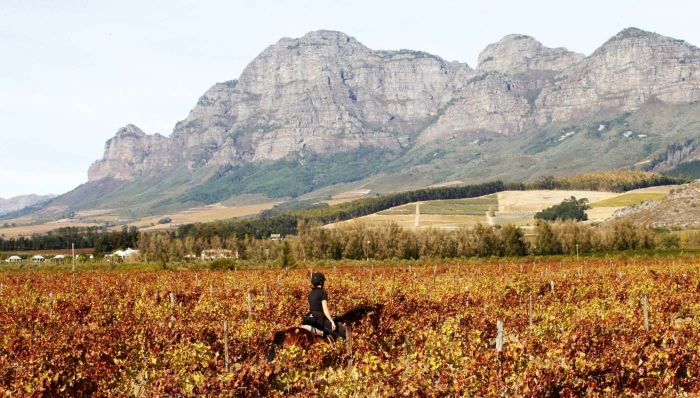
left=1, top=256, right=699, bottom=396
left=0, top=202, right=279, bottom=238
left=0, top=221, right=100, bottom=238
left=332, top=187, right=674, bottom=230
left=136, top=202, right=280, bottom=231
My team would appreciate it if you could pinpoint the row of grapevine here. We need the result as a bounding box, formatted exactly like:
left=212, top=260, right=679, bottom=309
left=0, top=256, right=699, bottom=396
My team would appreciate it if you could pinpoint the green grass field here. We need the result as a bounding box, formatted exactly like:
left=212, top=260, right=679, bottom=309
left=379, top=194, right=497, bottom=216
left=590, top=192, right=667, bottom=208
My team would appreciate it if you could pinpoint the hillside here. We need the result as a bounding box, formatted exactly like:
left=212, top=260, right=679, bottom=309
left=612, top=182, right=700, bottom=228
left=26, top=27, right=700, bottom=219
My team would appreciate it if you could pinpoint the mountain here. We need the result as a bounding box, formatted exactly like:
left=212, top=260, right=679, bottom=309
left=33, top=28, right=700, bottom=218
left=0, top=194, right=55, bottom=217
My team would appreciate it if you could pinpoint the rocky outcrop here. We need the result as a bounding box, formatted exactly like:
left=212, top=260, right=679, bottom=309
left=477, top=34, right=584, bottom=74
left=648, top=139, right=700, bottom=173
left=88, top=124, right=179, bottom=181
left=89, top=27, right=700, bottom=183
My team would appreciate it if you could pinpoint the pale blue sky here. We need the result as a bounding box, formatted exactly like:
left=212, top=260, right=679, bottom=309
left=1, top=0, right=699, bottom=198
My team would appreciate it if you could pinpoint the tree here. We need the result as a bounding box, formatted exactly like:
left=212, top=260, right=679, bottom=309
left=280, top=240, right=295, bottom=268
left=499, top=224, right=528, bottom=256
left=535, top=196, right=590, bottom=222
left=534, top=221, right=561, bottom=255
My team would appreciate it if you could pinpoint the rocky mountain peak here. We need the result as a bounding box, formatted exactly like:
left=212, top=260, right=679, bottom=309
left=594, top=26, right=698, bottom=56
left=115, top=124, right=146, bottom=138
left=535, top=27, right=700, bottom=124
left=296, top=29, right=356, bottom=46
left=263, top=29, right=367, bottom=59
left=606, top=27, right=660, bottom=42
left=477, top=33, right=584, bottom=74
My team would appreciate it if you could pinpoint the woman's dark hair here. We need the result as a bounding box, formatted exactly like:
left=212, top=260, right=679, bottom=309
left=311, top=272, right=325, bottom=286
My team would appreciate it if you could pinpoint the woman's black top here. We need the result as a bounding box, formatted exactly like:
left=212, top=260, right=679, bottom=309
left=308, top=287, right=328, bottom=315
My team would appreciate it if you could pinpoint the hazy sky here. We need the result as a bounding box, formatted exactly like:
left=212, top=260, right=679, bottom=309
left=2, top=0, right=700, bottom=198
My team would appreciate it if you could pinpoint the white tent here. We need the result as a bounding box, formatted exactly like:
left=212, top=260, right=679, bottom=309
left=113, top=248, right=139, bottom=258
left=5, top=256, right=21, bottom=263
left=31, top=255, right=45, bottom=262
left=53, top=255, right=66, bottom=260
left=124, top=248, right=139, bottom=256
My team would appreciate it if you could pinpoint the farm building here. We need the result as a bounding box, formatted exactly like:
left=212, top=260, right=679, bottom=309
left=201, top=249, right=237, bottom=260
left=5, top=256, right=21, bottom=263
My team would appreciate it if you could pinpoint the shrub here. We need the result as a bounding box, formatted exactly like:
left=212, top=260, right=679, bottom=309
left=209, top=258, right=237, bottom=270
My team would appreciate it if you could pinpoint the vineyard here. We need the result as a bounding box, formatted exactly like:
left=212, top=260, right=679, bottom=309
left=2, top=256, right=700, bottom=396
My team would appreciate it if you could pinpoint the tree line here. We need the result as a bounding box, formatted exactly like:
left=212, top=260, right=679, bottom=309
left=137, top=219, right=679, bottom=264
left=0, top=226, right=139, bottom=254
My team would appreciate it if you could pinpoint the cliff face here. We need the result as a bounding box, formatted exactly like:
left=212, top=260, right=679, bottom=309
left=88, top=125, right=178, bottom=181
left=535, top=28, right=700, bottom=124
left=88, top=27, right=700, bottom=183
left=649, top=139, right=700, bottom=173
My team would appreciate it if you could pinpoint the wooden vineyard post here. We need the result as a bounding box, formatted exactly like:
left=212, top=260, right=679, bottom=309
left=223, top=320, right=230, bottom=372
left=370, top=266, right=374, bottom=301
left=209, top=282, right=214, bottom=298
left=71, top=243, right=76, bottom=289
left=346, top=324, right=353, bottom=371
left=169, top=292, right=176, bottom=323
left=433, top=265, right=437, bottom=286
left=264, top=284, right=270, bottom=308
left=496, top=320, right=504, bottom=353
left=277, top=274, right=282, bottom=285
left=49, top=292, right=54, bottom=321
left=642, top=295, right=650, bottom=331
left=550, top=280, right=555, bottom=296
left=247, top=292, right=254, bottom=317
left=528, top=295, right=533, bottom=328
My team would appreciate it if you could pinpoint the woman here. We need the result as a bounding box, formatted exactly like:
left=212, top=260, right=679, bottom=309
left=302, top=272, right=336, bottom=336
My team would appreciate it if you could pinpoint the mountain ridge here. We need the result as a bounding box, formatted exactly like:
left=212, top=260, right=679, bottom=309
left=0, top=194, right=56, bottom=217
left=34, top=27, right=700, bottom=218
